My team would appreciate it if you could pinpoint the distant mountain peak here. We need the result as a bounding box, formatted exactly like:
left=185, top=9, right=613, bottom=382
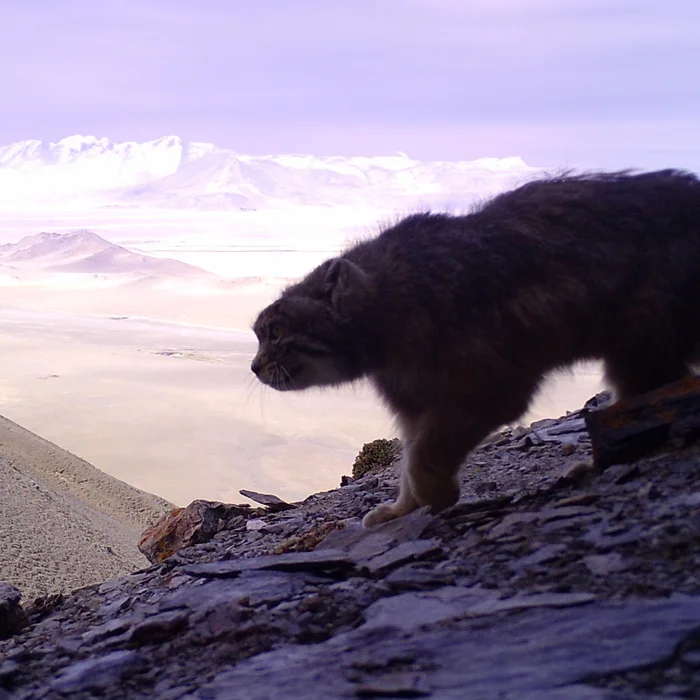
left=0, top=229, right=212, bottom=280
left=0, top=135, right=543, bottom=211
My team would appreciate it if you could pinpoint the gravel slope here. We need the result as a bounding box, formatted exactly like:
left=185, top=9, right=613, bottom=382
left=0, top=414, right=174, bottom=601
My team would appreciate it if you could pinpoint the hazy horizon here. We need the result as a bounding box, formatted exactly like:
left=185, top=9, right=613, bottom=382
left=2, top=2, right=700, bottom=169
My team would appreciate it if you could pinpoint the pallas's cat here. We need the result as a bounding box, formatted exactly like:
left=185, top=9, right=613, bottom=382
left=252, top=170, right=700, bottom=526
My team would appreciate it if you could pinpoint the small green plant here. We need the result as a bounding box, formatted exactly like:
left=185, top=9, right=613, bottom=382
left=352, top=438, right=402, bottom=479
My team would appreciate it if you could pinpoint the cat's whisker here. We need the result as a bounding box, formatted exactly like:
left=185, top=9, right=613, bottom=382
left=242, top=372, right=257, bottom=389
left=276, top=365, right=285, bottom=391
left=241, top=379, right=259, bottom=408
left=258, top=382, right=268, bottom=420
left=280, top=365, right=293, bottom=389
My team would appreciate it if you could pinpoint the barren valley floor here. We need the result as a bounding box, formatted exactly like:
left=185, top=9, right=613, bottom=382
left=0, top=283, right=605, bottom=508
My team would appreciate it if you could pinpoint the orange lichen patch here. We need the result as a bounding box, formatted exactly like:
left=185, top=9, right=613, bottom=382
left=584, top=376, right=700, bottom=469
left=273, top=519, right=345, bottom=554
left=592, top=377, right=700, bottom=428
left=139, top=500, right=251, bottom=564
left=139, top=508, right=185, bottom=563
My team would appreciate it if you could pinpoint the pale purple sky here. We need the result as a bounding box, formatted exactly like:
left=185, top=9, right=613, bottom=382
left=2, top=0, right=699, bottom=168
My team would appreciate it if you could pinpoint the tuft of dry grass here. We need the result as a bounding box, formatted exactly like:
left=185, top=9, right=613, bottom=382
left=352, top=438, right=401, bottom=480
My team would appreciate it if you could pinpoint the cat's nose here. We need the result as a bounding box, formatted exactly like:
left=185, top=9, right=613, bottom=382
left=251, top=357, right=262, bottom=376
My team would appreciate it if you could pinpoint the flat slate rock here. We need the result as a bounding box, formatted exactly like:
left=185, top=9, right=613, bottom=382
left=362, top=588, right=596, bottom=632
left=50, top=650, right=144, bottom=695
left=319, top=508, right=435, bottom=554
left=200, top=597, right=700, bottom=700
left=360, top=539, right=443, bottom=576
left=239, top=489, right=296, bottom=511
left=507, top=544, right=568, bottom=571
left=181, top=549, right=353, bottom=577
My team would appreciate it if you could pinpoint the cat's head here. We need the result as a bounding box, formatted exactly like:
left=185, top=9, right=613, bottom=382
left=251, top=257, right=374, bottom=391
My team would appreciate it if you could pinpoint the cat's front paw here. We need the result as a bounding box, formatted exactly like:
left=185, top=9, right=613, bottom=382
left=362, top=502, right=401, bottom=528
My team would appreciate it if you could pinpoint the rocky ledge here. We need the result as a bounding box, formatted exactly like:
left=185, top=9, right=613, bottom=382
left=1, top=388, right=699, bottom=699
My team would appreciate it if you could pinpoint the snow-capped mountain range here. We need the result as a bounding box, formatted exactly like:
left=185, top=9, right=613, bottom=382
left=0, top=135, right=542, bottom=211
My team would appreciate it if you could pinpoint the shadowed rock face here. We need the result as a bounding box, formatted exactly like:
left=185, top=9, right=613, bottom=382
left=2, top=395, right=700, bottom=698
left=0, top=584, right=26, bottom=640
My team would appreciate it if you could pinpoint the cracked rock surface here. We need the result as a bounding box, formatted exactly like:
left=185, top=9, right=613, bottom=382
left=1, top=403, right=699, bottom=699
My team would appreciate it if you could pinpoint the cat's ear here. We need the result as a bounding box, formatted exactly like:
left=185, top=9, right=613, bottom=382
left=323, top=258, right=371, bottom=313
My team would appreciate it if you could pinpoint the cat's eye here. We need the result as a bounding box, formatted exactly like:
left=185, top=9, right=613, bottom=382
left=269, top=325, right=283, bottom=342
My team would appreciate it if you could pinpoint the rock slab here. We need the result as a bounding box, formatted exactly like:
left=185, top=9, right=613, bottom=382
left=201, top=597, right=700, bottom=699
